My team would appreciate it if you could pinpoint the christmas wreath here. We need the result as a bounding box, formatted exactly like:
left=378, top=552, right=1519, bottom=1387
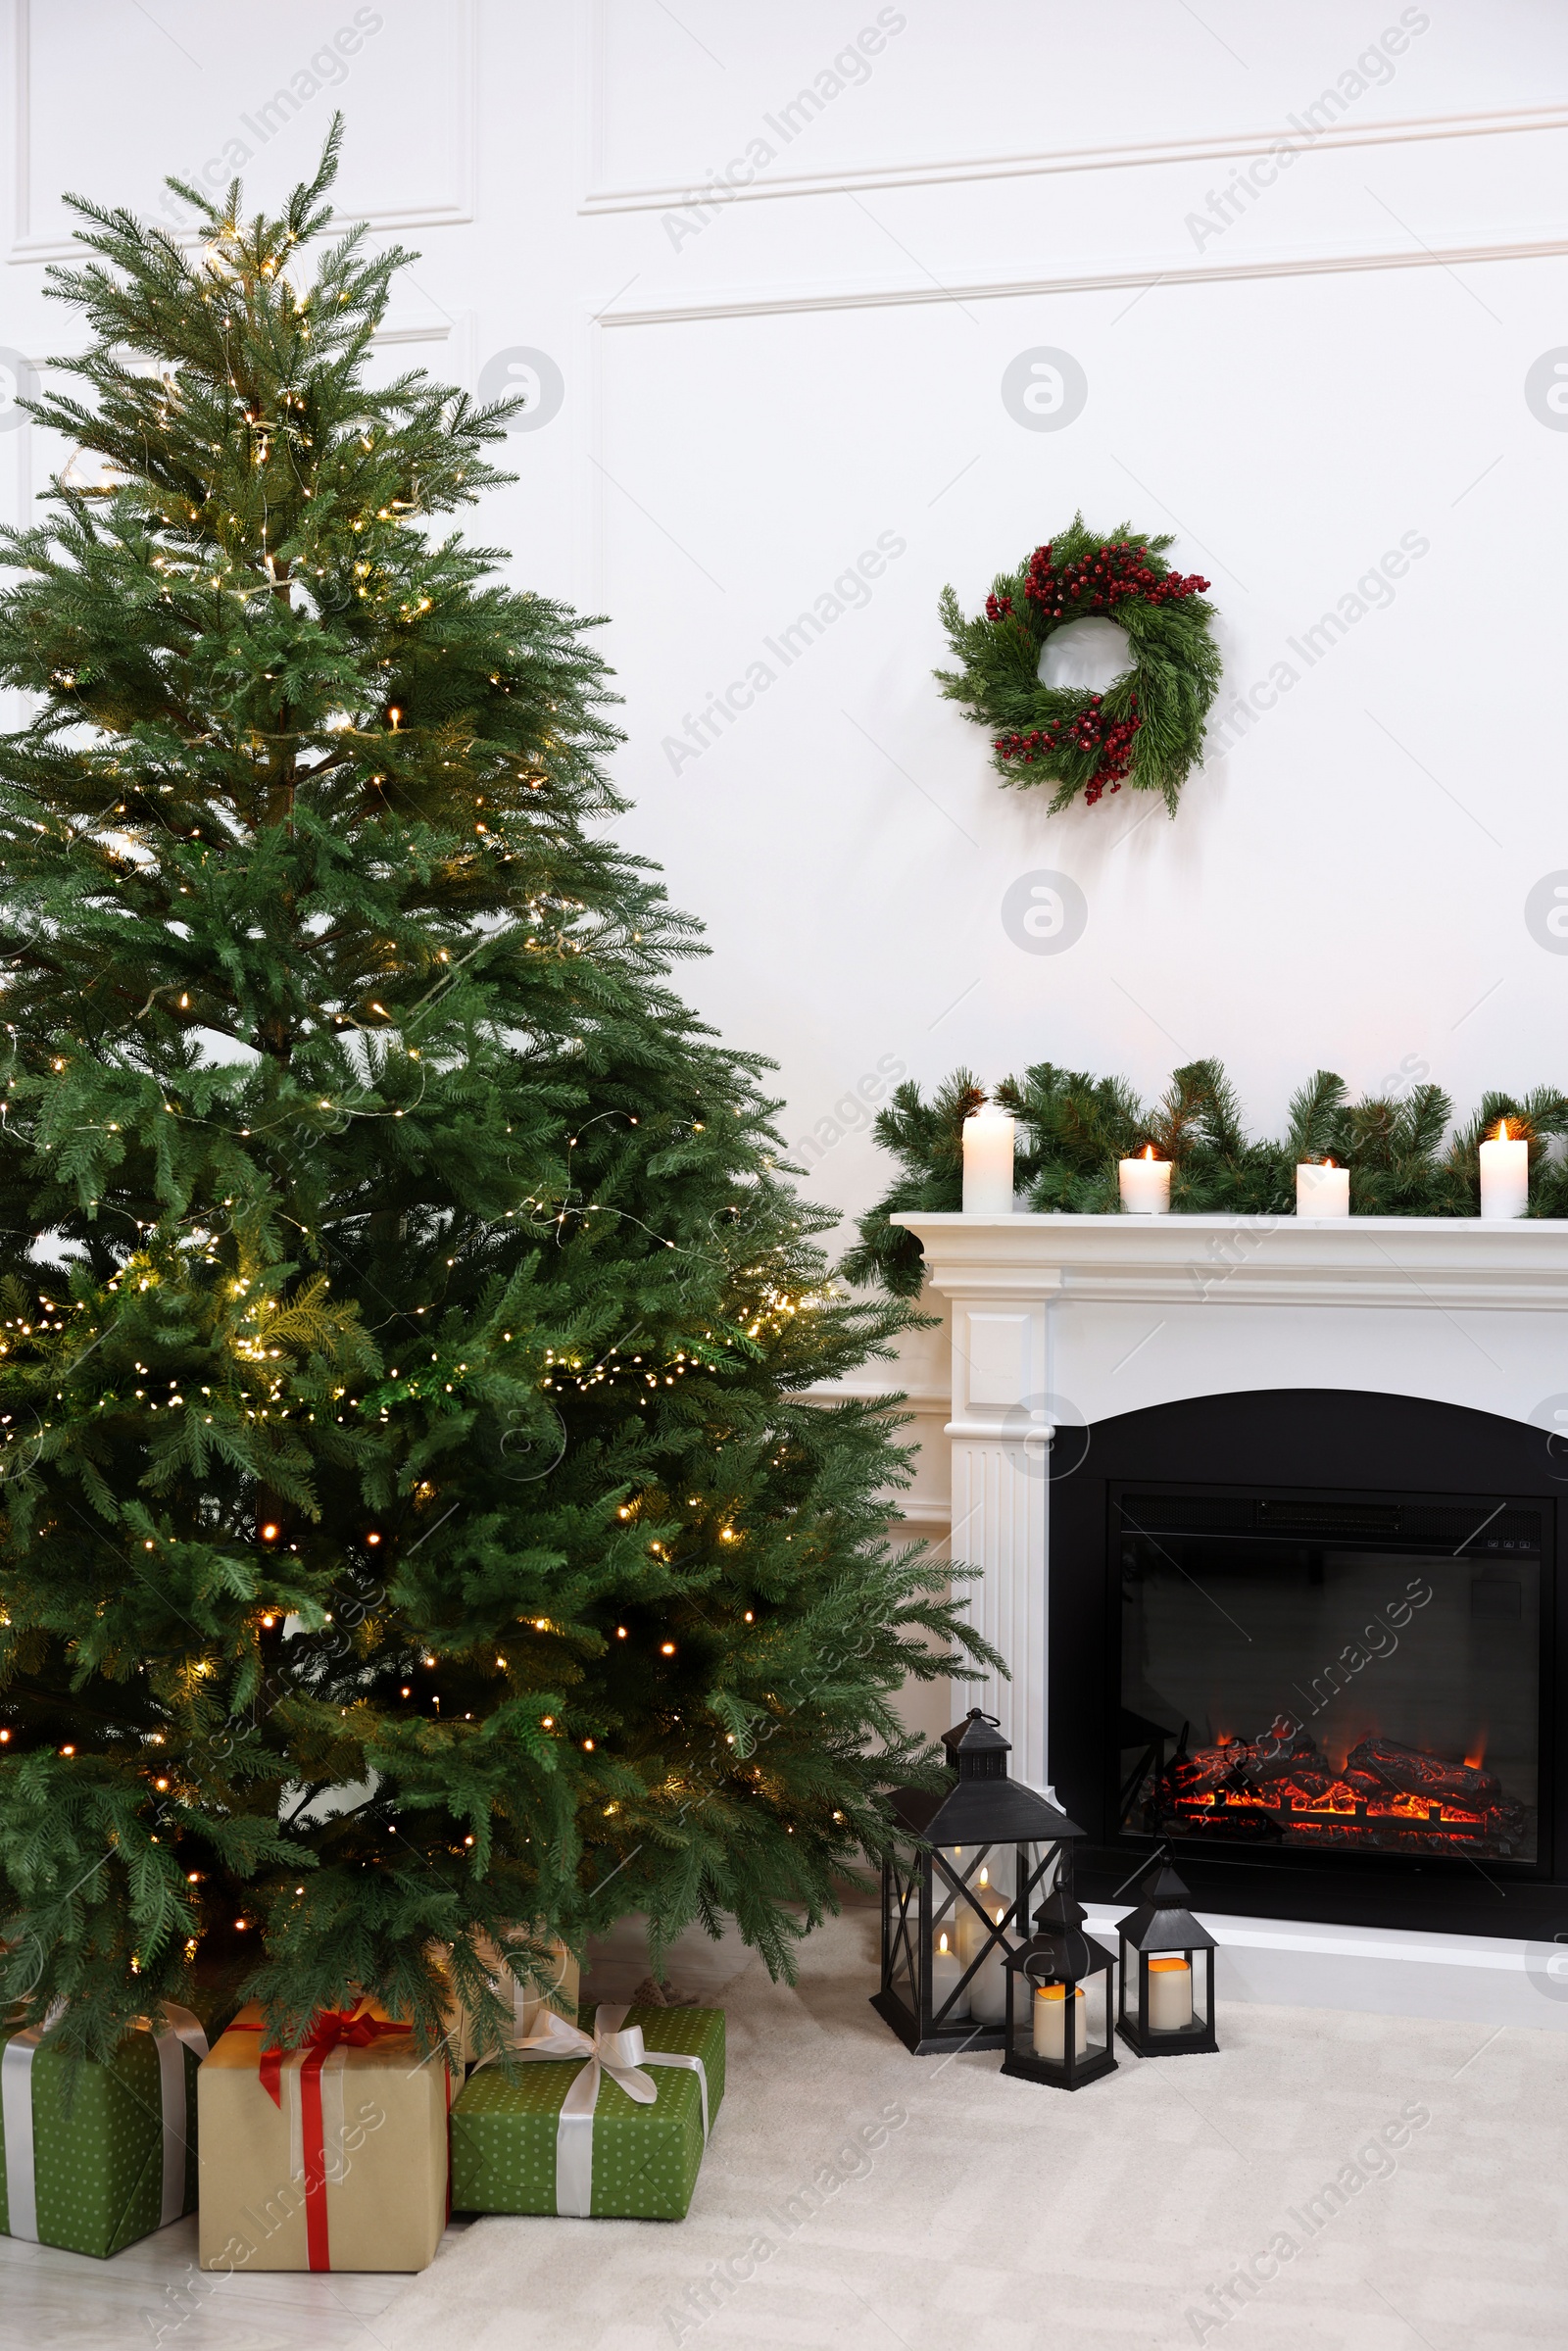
left=936, top=514, right=1221, bottom=812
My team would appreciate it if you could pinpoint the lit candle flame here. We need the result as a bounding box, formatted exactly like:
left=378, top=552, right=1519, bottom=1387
left=938, top=1933, right=950, bottom=1954
left=1494, top=1118, right=1511, bottom=1142
left=1142, top=1144, right=1155, bottom=1161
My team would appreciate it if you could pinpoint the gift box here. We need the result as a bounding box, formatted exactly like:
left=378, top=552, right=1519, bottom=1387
left=437, top=1932, right=579, bottom=2067
left=450, top=2001, right=724, bottom=2221
left=197, top=1997, right=450, bottom=2273
left=0, top=1997, right=216, bottom=2259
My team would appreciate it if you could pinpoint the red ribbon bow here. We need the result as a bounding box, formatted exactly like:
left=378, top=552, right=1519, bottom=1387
left=232, top=2005, right=413, bottom=2269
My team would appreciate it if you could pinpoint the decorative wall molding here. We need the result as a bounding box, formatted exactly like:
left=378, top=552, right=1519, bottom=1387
left=597, top=230, right=1568, bottom=331
left=887, top=1497, right=951, bottom=1528
left=583, top=99, right=1568, bottom=217
left=8, top=0, right=478, bottom=265
left=800, top=1383, right=949, bottom=1414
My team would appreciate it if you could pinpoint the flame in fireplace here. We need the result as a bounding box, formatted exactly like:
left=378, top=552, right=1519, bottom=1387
left=1150, top=1728, right=1525, bottom=1856
left=1464, top=1734, right=1488, bottom=1770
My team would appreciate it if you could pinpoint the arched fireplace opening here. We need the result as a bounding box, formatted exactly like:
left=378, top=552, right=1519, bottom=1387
left=1050, top=1390, right=1564, bottom=1937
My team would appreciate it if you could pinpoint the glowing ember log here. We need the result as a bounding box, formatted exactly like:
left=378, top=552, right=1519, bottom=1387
left=1152, top=1725, right=1526, bottom=1855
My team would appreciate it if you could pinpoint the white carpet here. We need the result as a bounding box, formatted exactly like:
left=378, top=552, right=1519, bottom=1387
left=4, top=1900, right=1566, bottom=2351
left=389, top=1901, right=1568, bottom=2351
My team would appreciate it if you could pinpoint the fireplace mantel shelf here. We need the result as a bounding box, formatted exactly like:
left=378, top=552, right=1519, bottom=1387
left=895, top=1211, right=1568, bottom=1311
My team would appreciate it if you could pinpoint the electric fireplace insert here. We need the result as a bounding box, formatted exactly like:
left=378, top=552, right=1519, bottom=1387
left=1117, top=1488, right=1541, bottom=1864
left=1045, top=1390, right=1568, bottom=1936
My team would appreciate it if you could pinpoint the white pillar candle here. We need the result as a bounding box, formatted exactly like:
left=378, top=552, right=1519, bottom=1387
left=1146, top=1955, right=1194, bottom=2033
left=930, top=1930, right=969, bottom=2018
left=962, top=1107, right=1015, bottom=1213
left=1296, top=1159, right=1349, bottom=1217
left=965, top=1899, right=1013, bottom=2025
left=1032, top=1982, right=1087, bottom=2060
left=1118, top=1148, right=1171, bottom=1214
left=1479, top=1120, right=1528, bottom=1219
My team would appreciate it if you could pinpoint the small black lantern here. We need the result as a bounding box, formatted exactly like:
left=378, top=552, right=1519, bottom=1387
left=1115, top=1855, right=1218, bottom=2058
left=873, top=1709, right=1082, bottom=2055
left=1002, top=1884, right=1118, bottom=2090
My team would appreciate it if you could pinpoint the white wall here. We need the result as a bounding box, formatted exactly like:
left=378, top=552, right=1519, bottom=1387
left=5, top=1, right=1568, bottom=1682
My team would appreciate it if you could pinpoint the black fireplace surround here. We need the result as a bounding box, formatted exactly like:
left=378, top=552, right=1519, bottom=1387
left=1052, top=1389, right=1568, bottom=1940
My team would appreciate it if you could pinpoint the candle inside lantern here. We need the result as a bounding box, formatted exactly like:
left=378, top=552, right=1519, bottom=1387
left=1118, top=1145, right=1171, bottom=1215
left=1032, top=1981, right=1087, bottom=2060
left=1479, top=1118, right=1528, bottom=1220
left=1146, top=1954, right=1194, bottom=2033
left=965, top=1896, right=1013, bottom=2026
left=962, top=1105, right=1015, bottom=1214
left=956, top=1863, right=994, bottom=1958
left=1296, top=1158, right=1349, bottom=1218
left=930, top=1929, right=969, bottom=2018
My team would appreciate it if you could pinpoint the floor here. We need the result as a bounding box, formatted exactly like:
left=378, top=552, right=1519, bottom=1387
left=3, top=1900, right=1566, bottom=2351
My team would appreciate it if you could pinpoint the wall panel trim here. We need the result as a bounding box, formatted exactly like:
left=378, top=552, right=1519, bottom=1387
left=596, top=231, right=1568, bottom=330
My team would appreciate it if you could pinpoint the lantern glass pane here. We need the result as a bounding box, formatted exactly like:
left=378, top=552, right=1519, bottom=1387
left=884, top=1852, right=920, bottom=2021
left=935, top=1844, right=1015, bottom=2028
left=1192, top=1948, right=1211, bottom=2033
left=1083, top=1969, right=1111, bottom=2066
left=1017, top=1837, right=1068, bottom=1916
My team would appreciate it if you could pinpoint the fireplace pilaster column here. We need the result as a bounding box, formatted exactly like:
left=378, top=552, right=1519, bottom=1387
left=943, top=1279, right=1059, bottom=1794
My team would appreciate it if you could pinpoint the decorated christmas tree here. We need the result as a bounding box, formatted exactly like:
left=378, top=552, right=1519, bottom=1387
left=0, top=127, right=985, bottom=2057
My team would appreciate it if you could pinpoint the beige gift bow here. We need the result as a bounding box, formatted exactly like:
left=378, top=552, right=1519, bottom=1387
left=479, top=2001, right=710, bottom=2217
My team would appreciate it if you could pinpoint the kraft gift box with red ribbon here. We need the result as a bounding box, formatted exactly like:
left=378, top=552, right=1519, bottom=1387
left=197, top=1996, right=450, bottom=2273
left=0, top=1998, right=215, bottom=2259
left=450, top=2001, right=724, bottom=2221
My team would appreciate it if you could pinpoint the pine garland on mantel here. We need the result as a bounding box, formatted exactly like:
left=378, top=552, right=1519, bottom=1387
left=842, top=1061, right=1568, bottom=1297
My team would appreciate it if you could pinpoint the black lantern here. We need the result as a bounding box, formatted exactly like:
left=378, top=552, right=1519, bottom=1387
left=1002, top=1884, right=1118, bottom=2090
left=1115, top=1856, right=1218, bottom=2058
left=873, top=1709, right=1082, bottom=2055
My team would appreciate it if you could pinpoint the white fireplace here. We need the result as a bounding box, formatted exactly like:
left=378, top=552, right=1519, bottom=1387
left=895, top=1211, right=1568, bottom=2029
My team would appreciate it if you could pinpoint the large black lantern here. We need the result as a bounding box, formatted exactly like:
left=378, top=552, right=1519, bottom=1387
left=1115, top=1856, right=1218, bottom=2058
left=1002, top=1884, right=1118, bottom=2090
left=873, top=1710, right=1082, bottom=2055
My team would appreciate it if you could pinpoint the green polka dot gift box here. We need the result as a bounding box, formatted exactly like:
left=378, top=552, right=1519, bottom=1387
left=0, top=1989, right=231, bottom=2260
left=451, top=2001, right=724, bottom=2221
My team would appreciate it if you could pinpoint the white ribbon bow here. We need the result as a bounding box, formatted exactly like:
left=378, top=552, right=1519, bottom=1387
left=1, top=2002, right=208, bottom=2242
left=481, top=2001, right=710, bottom=2218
